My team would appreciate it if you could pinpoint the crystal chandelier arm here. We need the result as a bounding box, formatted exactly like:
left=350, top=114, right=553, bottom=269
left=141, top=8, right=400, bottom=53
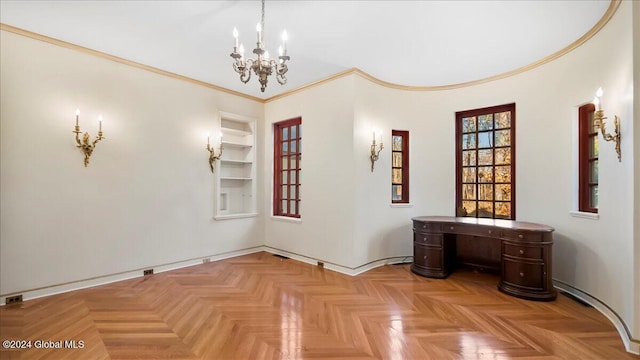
left=239, top=59, right=254, bottom=83
left=232, top=60, right=245, bottom=73
left=276, top=63, right=288, bottom=85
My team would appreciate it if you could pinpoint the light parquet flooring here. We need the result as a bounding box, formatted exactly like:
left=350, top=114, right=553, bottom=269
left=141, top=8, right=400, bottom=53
left=0, top=252, right=636, bottom=359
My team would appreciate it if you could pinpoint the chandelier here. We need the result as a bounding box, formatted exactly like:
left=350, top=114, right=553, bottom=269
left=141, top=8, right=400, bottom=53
left=230, top=0, right=290, bottom=93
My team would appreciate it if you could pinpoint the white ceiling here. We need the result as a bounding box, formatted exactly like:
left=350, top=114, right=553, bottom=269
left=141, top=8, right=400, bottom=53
left=0, top=0, right=611, bottom=99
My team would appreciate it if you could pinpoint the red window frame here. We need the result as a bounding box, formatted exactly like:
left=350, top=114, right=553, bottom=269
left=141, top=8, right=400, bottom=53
left=455, top=103, right=516, bottom=220
left=391, top=130, right=410, bottom=203
left=578, top=103, right=598, bottom=213
left=273, top=117, right=301, bottom=218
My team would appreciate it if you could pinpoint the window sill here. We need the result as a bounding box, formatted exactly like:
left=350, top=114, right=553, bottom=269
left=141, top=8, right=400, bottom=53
left=389, top=203, right=413, bottom=208
left=270, top=216, right=302, bottom=224
left=570, top=210, right=599, bottom=220
left=214, top=213, right=258, bottom=220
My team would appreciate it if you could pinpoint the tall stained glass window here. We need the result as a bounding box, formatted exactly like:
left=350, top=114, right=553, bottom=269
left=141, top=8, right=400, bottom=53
left=456, top=104, right=515, bottom=219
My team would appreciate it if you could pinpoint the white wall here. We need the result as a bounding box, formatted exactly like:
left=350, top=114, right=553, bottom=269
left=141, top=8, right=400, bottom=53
left=264, top=1, right=637, bottom=342
left=263, top=76, right=358, bottom=268
left=0, top=30, right=264, bottom=297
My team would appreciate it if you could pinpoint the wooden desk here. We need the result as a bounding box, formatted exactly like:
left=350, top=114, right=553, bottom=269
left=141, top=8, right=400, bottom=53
left=411, top=216, right=556, bottom=301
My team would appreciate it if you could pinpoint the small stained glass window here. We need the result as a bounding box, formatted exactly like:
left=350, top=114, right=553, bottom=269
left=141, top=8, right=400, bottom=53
left=391, top=130, right=409, bottom=203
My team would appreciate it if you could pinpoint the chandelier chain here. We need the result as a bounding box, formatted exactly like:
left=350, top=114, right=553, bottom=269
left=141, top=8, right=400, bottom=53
left=261, top=0, right=265, bottom=43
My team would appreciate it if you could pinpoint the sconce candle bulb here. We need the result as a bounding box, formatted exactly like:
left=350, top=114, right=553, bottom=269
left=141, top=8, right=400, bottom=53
left=592, top=87, right=621, bottom=162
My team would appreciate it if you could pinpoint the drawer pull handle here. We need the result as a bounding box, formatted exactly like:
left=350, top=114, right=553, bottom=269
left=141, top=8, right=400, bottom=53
left=518, top=234, right=524, bottom=239
left=519, top=250, right=525, bottom=255
left=423, top=224, right=427, bottom=228
left=520, top=272, right=524, bottom=277
left=450, top=226, right=454, bottom=230
left=488, top=230, right=492, bottom=234
left=423, top=256, right=428, bottom=260
left=423, top=237, right=428, bottom=241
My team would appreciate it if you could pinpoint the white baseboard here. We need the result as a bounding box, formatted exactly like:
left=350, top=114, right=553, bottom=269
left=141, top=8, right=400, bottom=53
left=553, top=280, right=640, bottom=355
left=0, top=246, right=265, bottom=306
left=262, top=246, right=412, bottom=276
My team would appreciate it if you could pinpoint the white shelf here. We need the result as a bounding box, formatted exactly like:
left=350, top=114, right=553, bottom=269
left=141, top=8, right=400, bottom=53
left=221, top=159, right=252, bottom=165
left=214, top=213, right=259, bottom=220
left=222, top=140, right=252, bottom=148
left=220, top=177, right=252, bottom=181
left=216, top=112, right=257, bottom=220
left=222, top=128, right=252, bottom=137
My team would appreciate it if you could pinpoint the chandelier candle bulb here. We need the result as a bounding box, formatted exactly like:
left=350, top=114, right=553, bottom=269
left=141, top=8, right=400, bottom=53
left=207, top=132, right=210, bottom=146
left=75, top=108, right=80, bottom=126
left=256, top=23, right=262, bottom=44
left=99, top=115, right=103, bottom=131
left=282, top=30, right=288, bottom=53
left=233, top=27, right=239, bottom=49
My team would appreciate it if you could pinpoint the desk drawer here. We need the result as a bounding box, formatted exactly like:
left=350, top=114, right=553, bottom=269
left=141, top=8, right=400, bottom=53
left=442, top=223, right=484, bottom=236
left=414, top=244, right=443, bottom=270
left=413, top=233, right=443, bottom=247
left=413, top=221, right=442, bottom=233
left=502, top=230, right=542, bottom=242
left=503, top=259, right=544, bottom=290
left=504, top=243, right=543, bottom=260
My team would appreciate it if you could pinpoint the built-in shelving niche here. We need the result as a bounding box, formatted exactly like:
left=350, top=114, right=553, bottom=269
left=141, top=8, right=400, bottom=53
left=215, top=112, right=257, bottom=220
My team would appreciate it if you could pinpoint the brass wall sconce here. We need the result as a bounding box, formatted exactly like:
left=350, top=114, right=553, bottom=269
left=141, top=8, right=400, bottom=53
left=370, top=130, right=383, bottom=172
left=73, top=109, right=104, bottom=167
left=593, top=87, right=621, bottom=162
left=207, top=132, right=223, bottom=173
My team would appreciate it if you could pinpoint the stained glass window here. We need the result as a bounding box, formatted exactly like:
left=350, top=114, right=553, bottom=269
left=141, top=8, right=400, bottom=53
left=391, top=130, right=409, bottom=203
left=456, top=104, right=515, bottom=219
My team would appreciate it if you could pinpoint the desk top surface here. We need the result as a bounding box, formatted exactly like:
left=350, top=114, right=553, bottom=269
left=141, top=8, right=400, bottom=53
left=412, top=216, right=554, bottom=232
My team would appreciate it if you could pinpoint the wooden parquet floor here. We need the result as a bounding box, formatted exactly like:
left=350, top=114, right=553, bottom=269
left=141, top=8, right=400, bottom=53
left=0, top=251, right=636, bottom=359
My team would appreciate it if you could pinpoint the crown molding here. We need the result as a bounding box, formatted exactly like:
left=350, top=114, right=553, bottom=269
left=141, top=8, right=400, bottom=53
left=0, top=0, right=621, bottom=104
left=264, top=0, right=621, bottom=102
left=0, top=23, right=264, bottom=103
